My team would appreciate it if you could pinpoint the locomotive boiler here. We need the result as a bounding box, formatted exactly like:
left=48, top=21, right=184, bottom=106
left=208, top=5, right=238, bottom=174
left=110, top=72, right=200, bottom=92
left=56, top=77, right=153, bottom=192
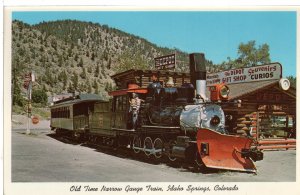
left=50, top=53, right=263, bottom=173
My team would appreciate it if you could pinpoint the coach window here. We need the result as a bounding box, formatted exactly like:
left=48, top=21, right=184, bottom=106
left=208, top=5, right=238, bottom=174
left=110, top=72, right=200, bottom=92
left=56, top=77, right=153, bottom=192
left=58, top=108, right=60, bottom=118
left=64, top=107, right=67, bottom=118
left=61, top=107, right=63, bottom=118
left=67, top=107, right=70, bottom=118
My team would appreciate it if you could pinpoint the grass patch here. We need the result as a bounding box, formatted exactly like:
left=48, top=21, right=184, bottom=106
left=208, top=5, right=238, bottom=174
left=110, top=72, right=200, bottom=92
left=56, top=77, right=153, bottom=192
left=12, top=105, right=50, bottom=120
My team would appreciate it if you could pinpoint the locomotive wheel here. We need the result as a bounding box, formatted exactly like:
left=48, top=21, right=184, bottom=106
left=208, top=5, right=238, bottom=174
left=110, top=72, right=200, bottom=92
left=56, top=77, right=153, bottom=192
left=55, top=128, right=61, bottom=136
left=133, top=136, right=142, bottom=154
left=167, top=140, right=177, bottom=162
left=72, top=131, right=82, bottom=142
left=56, top=128, right=67, bottom=136
left=144, top=137, right=154, bottom=156
left=153, top=138, right=164, bottom=159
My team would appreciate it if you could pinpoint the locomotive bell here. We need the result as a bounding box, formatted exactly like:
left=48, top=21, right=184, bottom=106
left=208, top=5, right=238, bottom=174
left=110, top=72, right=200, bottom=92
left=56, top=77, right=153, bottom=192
left=166, top=77, right=175, bottom=87
left=189, top=53, right=207, bottom=101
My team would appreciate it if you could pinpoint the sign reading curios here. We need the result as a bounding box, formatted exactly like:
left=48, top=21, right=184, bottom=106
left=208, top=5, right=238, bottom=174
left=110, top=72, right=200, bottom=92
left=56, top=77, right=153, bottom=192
left=206, top=63, right=282, bottom=86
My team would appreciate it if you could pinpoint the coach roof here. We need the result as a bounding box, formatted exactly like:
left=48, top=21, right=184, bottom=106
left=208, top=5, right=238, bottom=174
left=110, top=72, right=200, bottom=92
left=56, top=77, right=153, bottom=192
left=51, top=93, right=105, bottom=107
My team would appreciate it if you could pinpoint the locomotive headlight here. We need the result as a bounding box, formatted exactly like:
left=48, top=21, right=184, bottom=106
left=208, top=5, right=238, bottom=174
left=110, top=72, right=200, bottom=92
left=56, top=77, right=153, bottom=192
left=220, top=85, right=230, bottom=99
left=210, top=115, right=221, bottom=126
left=210, top=84, right=230, bottom=101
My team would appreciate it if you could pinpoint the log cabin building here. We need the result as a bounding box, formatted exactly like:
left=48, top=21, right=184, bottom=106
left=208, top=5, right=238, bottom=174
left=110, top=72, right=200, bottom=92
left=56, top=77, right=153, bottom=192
left=111, top=67, right=296, bottom=140
left=221, top=79, right=296, bottom=139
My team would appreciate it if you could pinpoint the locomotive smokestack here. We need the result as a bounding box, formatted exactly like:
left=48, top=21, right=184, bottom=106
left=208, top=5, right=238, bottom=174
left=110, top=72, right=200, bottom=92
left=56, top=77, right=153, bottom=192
left=189, top=53, right=207, bottom=101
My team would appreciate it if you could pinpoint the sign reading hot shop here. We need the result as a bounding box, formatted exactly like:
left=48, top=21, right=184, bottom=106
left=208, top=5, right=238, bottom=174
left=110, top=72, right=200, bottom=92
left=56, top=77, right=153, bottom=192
left=206, top=63, right=282, bottom=86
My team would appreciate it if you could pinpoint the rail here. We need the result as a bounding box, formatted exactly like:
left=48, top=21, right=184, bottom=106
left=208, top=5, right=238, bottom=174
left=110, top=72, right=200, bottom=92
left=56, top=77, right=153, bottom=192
left=257, top=138, right=296, bottom=150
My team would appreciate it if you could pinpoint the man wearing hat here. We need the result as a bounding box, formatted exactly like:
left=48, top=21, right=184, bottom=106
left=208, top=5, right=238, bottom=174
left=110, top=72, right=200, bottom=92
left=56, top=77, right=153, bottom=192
left=128, top=93, right=143, bottom=129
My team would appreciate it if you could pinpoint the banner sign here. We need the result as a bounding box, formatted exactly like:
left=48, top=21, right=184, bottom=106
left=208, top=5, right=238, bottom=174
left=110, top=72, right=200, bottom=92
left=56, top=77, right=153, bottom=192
left=23, top=73, right=32, bottom=89
left=155, top=54, right=176, bottom=70
left=206, top=63, right=282, bottom=86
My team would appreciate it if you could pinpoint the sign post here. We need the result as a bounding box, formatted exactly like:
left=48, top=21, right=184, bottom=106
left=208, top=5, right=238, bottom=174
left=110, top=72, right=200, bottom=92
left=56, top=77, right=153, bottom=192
left=24, top=72, right=35, bottom=135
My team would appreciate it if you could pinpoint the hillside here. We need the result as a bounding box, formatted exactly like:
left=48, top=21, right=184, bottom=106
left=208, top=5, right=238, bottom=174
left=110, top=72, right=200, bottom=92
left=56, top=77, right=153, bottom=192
left=12, top=19, right=216, bottom=104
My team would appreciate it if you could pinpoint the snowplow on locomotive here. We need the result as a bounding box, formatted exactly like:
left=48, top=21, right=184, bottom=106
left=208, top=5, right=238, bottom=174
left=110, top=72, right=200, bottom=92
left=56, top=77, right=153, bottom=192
left=50, top=53, right=263, bottom=173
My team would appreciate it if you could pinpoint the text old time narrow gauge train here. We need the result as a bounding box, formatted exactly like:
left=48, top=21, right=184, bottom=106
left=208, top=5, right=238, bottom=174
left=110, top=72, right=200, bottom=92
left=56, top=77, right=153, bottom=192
left=50, top=53, right=263, bottom=173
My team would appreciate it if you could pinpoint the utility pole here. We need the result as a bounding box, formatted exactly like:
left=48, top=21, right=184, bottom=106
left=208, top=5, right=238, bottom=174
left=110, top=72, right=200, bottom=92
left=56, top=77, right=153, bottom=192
left=26, top=71, right=35, bottom=135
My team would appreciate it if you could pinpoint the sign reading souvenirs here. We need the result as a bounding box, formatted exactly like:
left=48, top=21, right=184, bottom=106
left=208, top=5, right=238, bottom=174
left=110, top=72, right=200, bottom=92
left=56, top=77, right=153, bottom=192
left=155, top=54, right=176, bottom=70
left=206, top=63, right=282, bottom=86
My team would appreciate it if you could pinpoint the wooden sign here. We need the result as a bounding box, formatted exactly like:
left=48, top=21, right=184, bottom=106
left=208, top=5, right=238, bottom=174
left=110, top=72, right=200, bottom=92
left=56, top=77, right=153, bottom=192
left=154, top=54, right=176, bottom=70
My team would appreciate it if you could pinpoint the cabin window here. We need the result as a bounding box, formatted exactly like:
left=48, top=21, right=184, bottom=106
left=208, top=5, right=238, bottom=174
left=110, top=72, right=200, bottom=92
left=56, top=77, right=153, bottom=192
left=117, top=96, right=122, bottom=111
left=113, top=95, right=128, bottom=112
left=122, top=95, right=128, bottom=110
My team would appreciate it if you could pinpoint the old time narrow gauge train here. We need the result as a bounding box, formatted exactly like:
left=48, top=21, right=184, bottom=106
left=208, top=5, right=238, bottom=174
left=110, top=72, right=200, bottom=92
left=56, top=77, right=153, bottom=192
left=50, top=53, right=263, bottom=173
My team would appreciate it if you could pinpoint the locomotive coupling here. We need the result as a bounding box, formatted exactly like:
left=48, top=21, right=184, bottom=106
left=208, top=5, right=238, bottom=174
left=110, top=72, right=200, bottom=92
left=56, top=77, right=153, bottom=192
left=241, top=148, right=264, bottom=162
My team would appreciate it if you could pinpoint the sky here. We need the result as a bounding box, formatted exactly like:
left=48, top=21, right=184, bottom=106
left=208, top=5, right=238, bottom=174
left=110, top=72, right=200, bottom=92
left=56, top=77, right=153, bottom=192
left=12, top=11, right=297, bottom=77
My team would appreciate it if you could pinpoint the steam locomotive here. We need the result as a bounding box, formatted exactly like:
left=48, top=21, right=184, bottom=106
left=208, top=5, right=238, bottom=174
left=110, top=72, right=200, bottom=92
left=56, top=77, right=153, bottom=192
left=50, top=53, right=263, bottom=173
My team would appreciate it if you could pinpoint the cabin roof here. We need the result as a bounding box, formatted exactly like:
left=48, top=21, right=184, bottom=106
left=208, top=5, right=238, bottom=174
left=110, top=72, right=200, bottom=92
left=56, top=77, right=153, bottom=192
left=111, top=69, right=190, bottom=80
left=111, top=69, right=191, bottom=90
left=208, top=79, right=296, bottom=100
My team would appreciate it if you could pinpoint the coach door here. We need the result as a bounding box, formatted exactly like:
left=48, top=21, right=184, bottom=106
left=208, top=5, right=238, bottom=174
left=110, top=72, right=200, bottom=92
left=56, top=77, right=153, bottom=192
left=73, top=103, right=89, bottom=131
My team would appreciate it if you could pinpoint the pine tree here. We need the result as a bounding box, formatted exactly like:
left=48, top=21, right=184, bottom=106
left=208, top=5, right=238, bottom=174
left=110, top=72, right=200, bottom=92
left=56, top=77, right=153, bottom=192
left=87, top=80, right=92, bottom=93
left=67, top=82, right=74, bottom=93
left=58, top=55, right=63, bottom=67
left=51, top=38, right=57, bottom=50
left=87, top=66, right=92, bottom=74
left=74, top=54, right=79, bottom=62
left=68, top=47, right=73, bottom=57
left=93, top=79, right=99, bottom=94
left=94, top=64, right=100, bottom=77
left=12, top=82, right=24, bottom=106
left=78, top=57, right=83, bottom=67
left=63, top=75, right=67, bottom=90
left=71, top=72, right=79, bottom=90
left=91, top=52, right=95, bottom=61
left=80, top=67, right=87, bottom=79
